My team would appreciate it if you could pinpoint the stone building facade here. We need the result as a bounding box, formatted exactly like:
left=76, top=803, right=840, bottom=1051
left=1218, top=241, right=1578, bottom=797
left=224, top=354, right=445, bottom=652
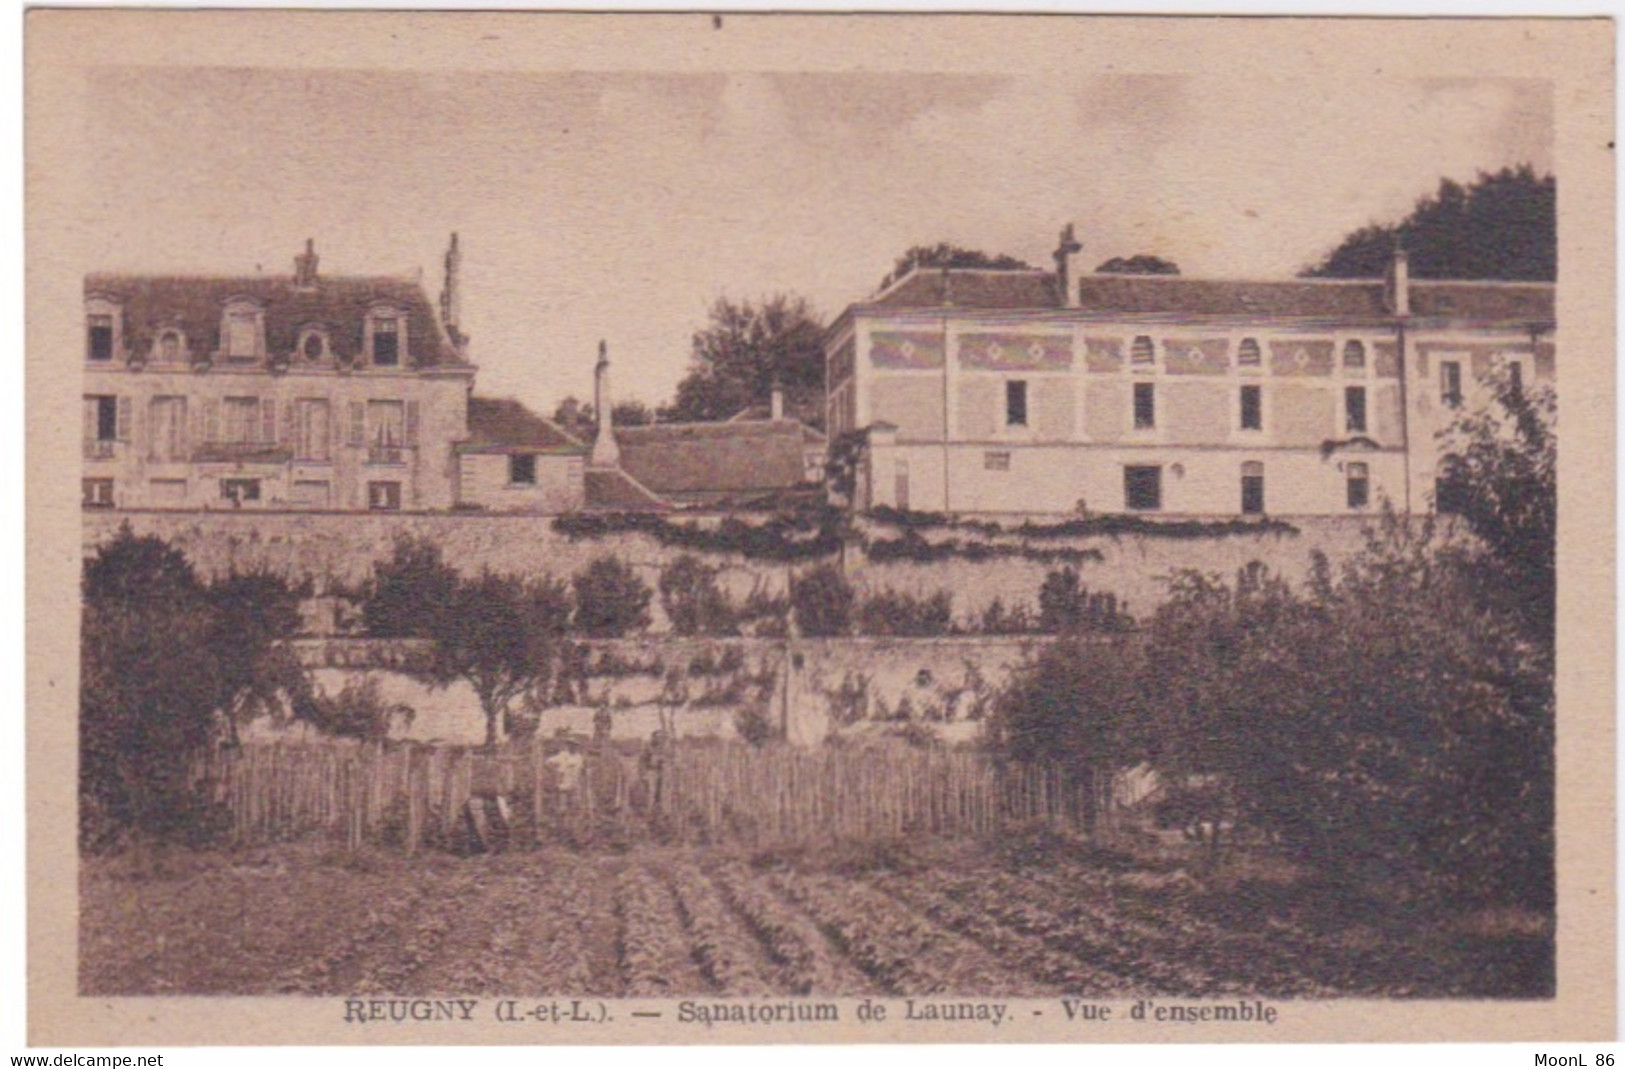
left=826, top=233, right=1555, bottom=517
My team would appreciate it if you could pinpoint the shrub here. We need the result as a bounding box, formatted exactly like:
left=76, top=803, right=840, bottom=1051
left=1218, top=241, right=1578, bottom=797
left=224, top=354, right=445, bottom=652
left=791, top=563, right=853, bottom=637
left=1037, top=567, right=1128, bottom=633
left=977, top=596, right=1035, bottom=635
left=363, top=535, right=459, bottom=639
left=734, top=704, right=777, bottom=746
left=857, top=587, right=953, bottom=637
left=302, top=676, right=414, bottom=740
left=572, top=556, right=653, bottom=638
left=658, top=555, right=738, bottom=636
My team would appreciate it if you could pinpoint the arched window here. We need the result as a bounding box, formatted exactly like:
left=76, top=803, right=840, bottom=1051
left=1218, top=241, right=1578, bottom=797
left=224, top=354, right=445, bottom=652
left=1342, top=339, right=1367, bottom=371
left=1237, top=337, right=1262, bottom=368
left=158, top=329, right=184, bottom=363
left=1130, top=335, right=1156, bottom=366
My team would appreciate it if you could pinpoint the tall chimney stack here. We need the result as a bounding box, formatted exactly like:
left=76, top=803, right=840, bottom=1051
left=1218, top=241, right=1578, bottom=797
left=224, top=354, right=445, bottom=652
left=1053, top=223, right=1083, bottom=309
left=440, top=232, right=465, bottom=351
left=591, top=340, right=621, bottom=468
left=1386, top=245, right=1410, bottom=317
left=293, top=238, right=319, bottom=289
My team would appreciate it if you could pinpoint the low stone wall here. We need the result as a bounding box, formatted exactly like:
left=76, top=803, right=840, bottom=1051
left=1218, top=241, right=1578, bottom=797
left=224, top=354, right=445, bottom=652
left=85, top=508, right=1403, bottom=630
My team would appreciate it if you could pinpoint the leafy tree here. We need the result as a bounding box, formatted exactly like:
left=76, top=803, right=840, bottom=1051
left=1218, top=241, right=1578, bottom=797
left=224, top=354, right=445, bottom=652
left=572, top=556, right=653, bottom=638
left=1095, top=255, right=1181, bottom=275
left=790, top=563, right=853, bottom=637
left=362, top=535, right=460, bottom=639
left=1437, top=373, right=1556, bottom=645
left=1303, top=165, right=1555, bottom=280
left=208, top=569, right=308, bottom=746
left=881, top=243, right=1033, bottom=290
left=553, top=397, right=655, bottom=440
left=658, top=554, right=738, bottom=636
left=424, top=570, right=572, bottom=748
left=663, top=295, right=826, bottom=429
left=81, top=528, right=225, bottom=847
left=988, top=636, right=1144, bottom=832
left=1037, top=566, right=1127, bottom=633
left=301, top=676, right=414, bottom=740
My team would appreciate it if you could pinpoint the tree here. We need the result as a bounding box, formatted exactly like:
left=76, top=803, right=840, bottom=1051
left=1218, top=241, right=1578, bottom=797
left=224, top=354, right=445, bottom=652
left=663, top=295, right=827, bottom=428
left=208, top=569, right=308, bottom=747
left=790, top=563, right=853, bottom=637
left=658, top=554, right=738, bottom=636
left=424, top=570, right=572, bottom=748
left=82, top=528, right=225, bottom=847
left=1303, top=165, right=1555, bottom=280
left=881, top=243, right=1033, bottom=290
left=553, top=397, right=655, bottom=440
left=362, top=535, right=460, bottom=639
left=572, top=556, right=653, bottom=638
left=1095, top=255, right=1181, bottom=275
left=1437, top=373, right=1556, bottom=645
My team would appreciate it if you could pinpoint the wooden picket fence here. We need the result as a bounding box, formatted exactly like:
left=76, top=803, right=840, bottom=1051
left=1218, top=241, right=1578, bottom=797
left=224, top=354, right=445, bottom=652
left=189, top=740, right=1114, bottom=853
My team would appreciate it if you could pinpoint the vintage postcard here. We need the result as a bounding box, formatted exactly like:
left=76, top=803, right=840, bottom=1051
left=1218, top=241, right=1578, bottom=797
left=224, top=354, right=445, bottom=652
left=25, top=10, right=1615, bottom=1049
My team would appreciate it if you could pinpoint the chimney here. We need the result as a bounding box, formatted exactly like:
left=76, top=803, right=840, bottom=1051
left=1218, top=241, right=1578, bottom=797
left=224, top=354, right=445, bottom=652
left=770, top=377, right=785, bottom=421
left=1052, top=223, right=1083, bottom=309
left=293, top=238, right=319, bottom=289
left=591, top=340, right=621, bottom=468
left=1386, top=246, right=1410, bottom=317
left=440, top=232, right=465, bottom=349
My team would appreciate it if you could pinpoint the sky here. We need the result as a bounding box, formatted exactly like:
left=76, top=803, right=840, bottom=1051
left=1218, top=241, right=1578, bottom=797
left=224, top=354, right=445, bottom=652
left=81, top=65, right=1552, bottom=417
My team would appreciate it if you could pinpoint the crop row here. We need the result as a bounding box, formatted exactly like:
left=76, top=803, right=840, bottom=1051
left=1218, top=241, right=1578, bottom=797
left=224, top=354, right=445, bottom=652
left=667, top=862, right=778, bottom=996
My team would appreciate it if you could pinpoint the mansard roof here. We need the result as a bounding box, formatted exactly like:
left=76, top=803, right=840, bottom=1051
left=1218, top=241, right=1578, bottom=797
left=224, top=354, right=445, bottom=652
left=83, top=272, right=468, bottom=367
left=863, top=267, right=1555, bottom=325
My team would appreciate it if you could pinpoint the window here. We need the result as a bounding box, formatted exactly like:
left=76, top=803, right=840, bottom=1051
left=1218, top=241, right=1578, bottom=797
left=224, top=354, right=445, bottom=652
left=1239, top=384, right=1263, bottom=431
left=1133, top=382, right=1156, bottom=430
left=894, top=458, right=910, bottom=511
left=87, top=315, right=114, bottom=362
left=1441, top=361, right=1463, bottom=407
left=509, top=453, right=537, bottom=486
left=220, top=478, right=261, bottom=506
left=1344, top=386, right=1367, bottom=434
left=371, top=316, right=400, bottom=366
left=368, top=481, right=402, bottom=511
left=294, top=399, right=332, bottom=462
left=82, top=478, right=114, bottom=508
left=1342, top=339, right=1367, bottom=372
left=224, top=307, right=262, bottom=360
left=300, top=329, right=328, bottom=362
left=1347, top=462, right=1370, bottom=509
left=1237, top=337, right=1262, bottom=369
left=1241, top=461, right=1265, bottom=515
left=1005, top=380, right=1028, bottom=427
left=223, top=396, right=262, bottom=444
left=1124, top=465, right=1161, bottom=511
left=1130, top=335, right=1156, bottom=366
left=158, top=329, right=183, bottom=363
left=367, top=400, right=406, bottom=463
left=984, top=451, right=1011, bottom=471
left=85, top=395, right=117, bottom=441
left=149, top=397, right=187, bottom=461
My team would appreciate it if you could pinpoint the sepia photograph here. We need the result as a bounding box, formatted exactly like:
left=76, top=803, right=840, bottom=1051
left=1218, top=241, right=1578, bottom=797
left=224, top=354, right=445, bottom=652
left=24, top=9, right=1615, bottom=1048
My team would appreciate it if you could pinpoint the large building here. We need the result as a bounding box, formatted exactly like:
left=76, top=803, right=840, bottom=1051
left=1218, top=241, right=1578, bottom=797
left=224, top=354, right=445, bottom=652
left=83, top=238, right=476, bottom=512
left=83, top=238, right=826, bottom=515
left=825, top=229, right=1555, bottom=517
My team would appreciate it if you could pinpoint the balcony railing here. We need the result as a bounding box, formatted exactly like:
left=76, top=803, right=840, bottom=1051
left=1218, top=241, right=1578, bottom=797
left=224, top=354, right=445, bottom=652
left=83, top=438, right=117, bottom=460
left=367, top=444, right=406, bottom=465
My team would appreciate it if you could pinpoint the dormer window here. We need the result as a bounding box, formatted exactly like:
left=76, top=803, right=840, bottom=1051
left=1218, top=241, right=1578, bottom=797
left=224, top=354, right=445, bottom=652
left=366, top=307, right=406, bottom=367
left=220, top=299, right=265, bottom=361
left=85, top=296, right=122, bottom=363
left=87, top=315, right=114, bottom=362
left=155, top=329, right=185, bottom=364
left=298, top=327, right=330, bottom=362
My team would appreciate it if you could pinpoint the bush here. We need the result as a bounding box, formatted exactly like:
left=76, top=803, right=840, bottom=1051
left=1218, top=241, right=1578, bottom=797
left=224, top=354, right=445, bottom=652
left=857, top=587, right=953, bottom=637
left=572, top=556, right=653, bottom=638
left=1037, top=567, right=1128, bottom=633
left=363, top=535, right=459, bottom=639
left=791, top=563, right=853, bottom=637
left=658, top=555, right=738, bottom=636
left=302, top=676, right=414, bottom=740
left=734, top=704, right=777, bottom=746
